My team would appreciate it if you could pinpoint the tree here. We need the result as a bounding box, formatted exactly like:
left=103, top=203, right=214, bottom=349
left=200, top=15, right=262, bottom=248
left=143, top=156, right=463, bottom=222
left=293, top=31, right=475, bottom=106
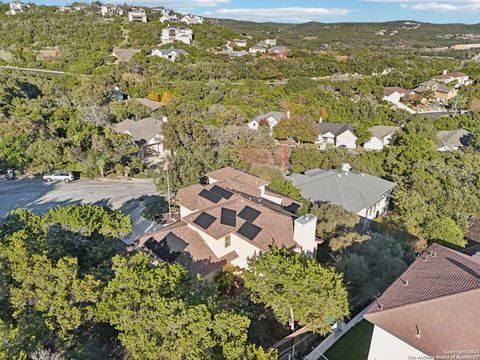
left=273, top=116, right=318, bottom=143
left=424, top=217, right=466, bottom=248
left=244, top=246, right=349, bottom=334
left=310, top=204, right=359, bottom=240
left=96, top=157, right=106, bottom=177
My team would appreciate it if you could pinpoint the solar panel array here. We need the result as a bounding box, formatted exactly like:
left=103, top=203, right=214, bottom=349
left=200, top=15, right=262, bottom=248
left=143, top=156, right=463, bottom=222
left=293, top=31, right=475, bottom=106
left=238, top=206, right=261, bottom=223
left=199, top=189, right=222, bottom=203
left=211, top=185, right=233, bottom=199
left=193, top=212, right=217, bottom=229
left=220, top=208, right=236, bottom=227
left=237, top=222, right=262, bottom=241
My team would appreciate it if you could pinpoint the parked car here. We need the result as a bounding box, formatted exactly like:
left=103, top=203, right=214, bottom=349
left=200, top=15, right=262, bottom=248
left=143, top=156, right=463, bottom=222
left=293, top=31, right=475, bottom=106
left=43, top=171, right=74, bottom=183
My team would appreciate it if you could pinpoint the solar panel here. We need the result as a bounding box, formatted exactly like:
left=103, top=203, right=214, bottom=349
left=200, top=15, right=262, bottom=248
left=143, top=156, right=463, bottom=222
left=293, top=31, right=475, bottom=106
left=199, top=189, right=222, bottom=203
left=193, top=212, right=216, bottom=230
left=237, top=222, right=262, bottom=241
left=210, top=185, right=233, bottom=199
left=220, top=208, right=236, bottom=227
left=238, top=206, right=261, bottom=223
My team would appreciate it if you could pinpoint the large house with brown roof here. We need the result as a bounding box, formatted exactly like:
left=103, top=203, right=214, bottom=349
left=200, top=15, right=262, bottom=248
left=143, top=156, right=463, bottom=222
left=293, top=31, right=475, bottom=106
left=364, top=243, right=480, bottom=360
left=432, top=70, right=471, bottom=88
left=136, top=167, right=318, bottom=279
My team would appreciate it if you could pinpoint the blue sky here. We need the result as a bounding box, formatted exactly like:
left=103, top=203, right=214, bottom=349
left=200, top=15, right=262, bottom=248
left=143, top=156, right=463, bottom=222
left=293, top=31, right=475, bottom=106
left=26, top=0, right=480, bottom=23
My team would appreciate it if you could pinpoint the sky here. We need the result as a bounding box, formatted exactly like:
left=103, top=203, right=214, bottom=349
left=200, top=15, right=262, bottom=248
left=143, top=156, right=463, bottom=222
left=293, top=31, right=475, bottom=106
left=25, top=0, right=480, bottom=24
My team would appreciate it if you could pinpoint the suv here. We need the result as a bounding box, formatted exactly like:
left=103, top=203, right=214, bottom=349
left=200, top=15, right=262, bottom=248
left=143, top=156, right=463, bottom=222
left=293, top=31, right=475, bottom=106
left=43, top=171, right=74, bottom=183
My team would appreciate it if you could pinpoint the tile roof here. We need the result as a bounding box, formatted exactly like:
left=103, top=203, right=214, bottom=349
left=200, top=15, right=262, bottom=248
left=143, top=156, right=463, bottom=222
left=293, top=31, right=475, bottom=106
left=364, top=243, right=480, bottom=356
left=383, top=87, right=408, bottom=96
left=287, top=169, right=395, bottom=213
left=318, top=123, right=355, bottom=137
left=114, top=117, right=162, bottom=141
left=467, top=217, right=480, bottom=243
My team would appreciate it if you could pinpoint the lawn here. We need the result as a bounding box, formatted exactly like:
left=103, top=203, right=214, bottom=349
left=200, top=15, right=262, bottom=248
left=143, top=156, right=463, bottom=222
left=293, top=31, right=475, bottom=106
left=323, top=320, right=374, bottom=360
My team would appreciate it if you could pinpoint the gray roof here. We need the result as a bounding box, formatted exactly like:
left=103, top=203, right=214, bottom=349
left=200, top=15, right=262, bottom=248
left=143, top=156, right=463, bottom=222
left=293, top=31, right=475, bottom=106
left=287, top=169, right=396, bottom=213
left=419, top=80, right=453, bottom=94
left=135, top=98, right=163, bottom=111
left=269, top=46, right=287, bottom=51
left=369, top=125, right=400, bottom=140
left=318, top=123, right=355, bottom=136
left=251, top=111, right=287, bottom=123
left=114, top=118, right=162, bottom=141
left=437, top=129, right=472, bottom=148
left=152, top=48, right=188, bottom=56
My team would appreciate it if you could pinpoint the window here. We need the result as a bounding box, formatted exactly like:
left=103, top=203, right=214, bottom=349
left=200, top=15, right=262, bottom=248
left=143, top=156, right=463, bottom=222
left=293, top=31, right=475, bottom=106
left=225, top=235, right=231, bottom=248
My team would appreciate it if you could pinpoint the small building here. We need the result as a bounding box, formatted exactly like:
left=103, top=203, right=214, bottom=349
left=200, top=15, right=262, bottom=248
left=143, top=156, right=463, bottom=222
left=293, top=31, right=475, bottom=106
left=432, top=70, right=471, bottom=88
left=159, top=14, right=179, bottom=23
left=161, top=26, right=193, bottom=45
left=248, top=111, right=288, bottom=131
left=112, top=48, right=140, bottom=63
left=249, top=45, right=267, bottom=54
left=229, top=39, right=247, bottom=48
left=114, top=117, right=167, bottom=156
left=150, top=48, right=188, bottom=62
left=436, top=129, right=472, bottom=151
left=181, top=14, right=203, bottom=25
left=128, top=8, right=147, bottom=22
left=364, top=243, right=480, bottom=360
left=414, top=81, right=457, bottom=102
left=316, top=122, right=357, bottom=149
left=135, top=98, right=163, bottom=111
left=100, top=4, right=123, bottom=16
left=7, top=1, right=25, bottom=15
left=266, top=46, right=289, bottom=58
left=383, top=87, right=408, bottom=103
left=364, top=126, right=400, bottom=150
left=287, top=167, right=396, bottom=220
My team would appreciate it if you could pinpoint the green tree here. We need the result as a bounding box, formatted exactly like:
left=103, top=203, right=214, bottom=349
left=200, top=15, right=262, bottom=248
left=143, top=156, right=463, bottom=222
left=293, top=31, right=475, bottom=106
left=424, top=217, right=466, bottom=248
left=310, top=204, right=359, bottom=240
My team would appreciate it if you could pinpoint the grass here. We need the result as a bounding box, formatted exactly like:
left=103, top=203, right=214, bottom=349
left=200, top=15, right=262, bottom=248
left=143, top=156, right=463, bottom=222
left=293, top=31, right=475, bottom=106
left=323, top=320, right=374, bottom=360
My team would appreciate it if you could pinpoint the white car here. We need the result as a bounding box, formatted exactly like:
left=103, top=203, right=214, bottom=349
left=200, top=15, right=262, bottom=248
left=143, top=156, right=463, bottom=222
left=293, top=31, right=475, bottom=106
left=43, top=171, right=74, bottom=183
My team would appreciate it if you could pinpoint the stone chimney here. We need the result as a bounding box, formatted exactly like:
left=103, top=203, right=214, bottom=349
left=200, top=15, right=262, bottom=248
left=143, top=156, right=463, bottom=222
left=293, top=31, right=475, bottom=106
left=293, top=214, right=318, bottom=253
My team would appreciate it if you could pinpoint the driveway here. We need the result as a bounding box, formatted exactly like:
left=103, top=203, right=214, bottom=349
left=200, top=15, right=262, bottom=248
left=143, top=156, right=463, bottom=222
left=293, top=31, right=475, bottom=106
left=0, top=178, right=164, bottom=244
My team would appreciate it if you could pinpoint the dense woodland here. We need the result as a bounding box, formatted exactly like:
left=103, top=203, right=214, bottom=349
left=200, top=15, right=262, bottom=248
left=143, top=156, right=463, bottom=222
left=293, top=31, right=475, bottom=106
left=1, top=3, right=480, bottom=359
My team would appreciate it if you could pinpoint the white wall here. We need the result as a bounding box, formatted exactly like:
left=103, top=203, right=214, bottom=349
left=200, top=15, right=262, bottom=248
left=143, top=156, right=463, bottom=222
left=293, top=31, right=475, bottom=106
left=364, top=137, right=384, bottom=150
left=336, top=131, right=357, bottom=149
left=180, top=205, right=195, bottom=218
left=367, top=325, right=428, bottom=360
left=293, top=214, right=317, bottom=253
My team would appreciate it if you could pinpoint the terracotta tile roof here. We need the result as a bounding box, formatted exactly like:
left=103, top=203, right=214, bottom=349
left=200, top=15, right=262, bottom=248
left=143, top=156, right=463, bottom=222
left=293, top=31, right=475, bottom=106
left=206, top=167, right=269, bottom=188
left=383, top=87, right=408, bottom=96
left=467, top=217, right=480, bottom=243
left=364, top=243, right=480, bottom=356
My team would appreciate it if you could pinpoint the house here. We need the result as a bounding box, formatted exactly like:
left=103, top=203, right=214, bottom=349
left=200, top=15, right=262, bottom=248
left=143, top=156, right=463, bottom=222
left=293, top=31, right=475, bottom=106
left=364, top=126, right=400, bottom=150
left=161, top=26, right=194, bottom=45
left=159, top=14, right=179, bottom=23
left=432, top=70, right=471, bottom=88
left=364, top=243, right=480, bottom=360
left=114, top=117, right=167, bottom=156
left=221, top=50, right=249, bottom=59
left=414, top=80, right=457, bottom=102
left=150, top=48, right=188, bottom=62
left=181, top=15, right=203, bottom=25
left=466, top=217, right=480, bottom=246
left=136, top=167, right=315, bottom=279
left=7, top=1, right=25, bottom=15
left=383, top=87, right=408, bottom=103
left=100, top=4, right=123, bottom=16
left=266, top=46, right=289, bottom=58
left=436, top=129, right=472, bottom=151
left=257, top=38, right=277, bottom=46
left=112, top=48, right=140, bottom=63
left=316, top=123, right=357, bottom=149
left=230, top=39, right=247, bottom=48
left=128, top=8, right=147, bottom=22
left=135, top=98, right=163, bottom=111
left=35, top=48, right=61, bottom=62
left=249, top=45, right=267, bottom=54
left=287, top=167, right=396, bottom=220
left=247, top=111, right=288, bottom=131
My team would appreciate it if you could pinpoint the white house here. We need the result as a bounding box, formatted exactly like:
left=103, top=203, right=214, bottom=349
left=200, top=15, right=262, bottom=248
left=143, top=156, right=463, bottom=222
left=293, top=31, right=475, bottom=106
left=229, top=39, right=247, bottom=48
left=161, top=26, right=193, bottom=45
left=364, top=243, right=480, bottom=360
left=150, top=48, right=188, bottom=62
left=128, top=8, right=147, bottom=22
left=249, top=45, right=267, bottom=54
left=114, top=117, right=167, bottom=156
left=137, top=167, right=314, bottom=279
left=436, top=129, right=472, bottom=151
left=100, top=4, right=123, bottom=16
left=247, top=111, right=288, bottom=131
left=159, top=14, right=179, bottom=23
left=316, top=122, right=357, bottom=149
left=7, top=1, right=25, bottom=15
left=432, top=70, right=472, bottom=88
left=181, top=14, right=203, bottom=25
left=364, top=125, right=400, bottom=150
left=383, top=87, right=408, bottom=103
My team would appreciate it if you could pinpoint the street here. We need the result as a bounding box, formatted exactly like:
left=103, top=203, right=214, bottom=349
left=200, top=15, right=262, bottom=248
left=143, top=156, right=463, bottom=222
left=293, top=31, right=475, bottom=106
left=0, top=178, right=164, bottom=244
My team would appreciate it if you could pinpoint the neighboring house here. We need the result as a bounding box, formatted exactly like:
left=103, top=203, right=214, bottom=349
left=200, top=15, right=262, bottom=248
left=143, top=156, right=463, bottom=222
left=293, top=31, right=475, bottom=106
left=249, top=45, right=267, bottom=54
left=136, top=167, right=314, bottom=279
left=221, top=50, right=249, bottom=59
left=159, top=14, right=179, bottom=23
left=266, top=46, right=289, bottom=58
left=112, top=48, right=140, bottom=62
left=247, top=111, right=288, bottom=131
left=436, top=129, right=472, bottom=151
left=433, top=70, right=471, bottom=88
left=383, top=87, right=408, bottom=103
left=100, top=4, right=123, bottom=16
left=150, top=48, right=188, bottom=62
left=135, top=98, right=163, bottom=111
left=414, top=80, right=457, bottom=102
left=230, top=39, right=247, bottom=48
left=364, top=125, right=400, bottom=150
left=257, top=38, right=277, bottom=46
left=7, top=1, right=25, bottom=14
left=364, top=243, right=480, bottom=360
left=114, top=117, right=167, bottom=156
left=161, top=26, right=193, bottom=45
left=316, top=123, right=357, bottom=149
left=35, top=48, right=61, bottom=62
left=287, top=167, right=396, bottom=220
left=128, top=8, right=147, bottom=22
left=181, top=14, right=203, bottom=25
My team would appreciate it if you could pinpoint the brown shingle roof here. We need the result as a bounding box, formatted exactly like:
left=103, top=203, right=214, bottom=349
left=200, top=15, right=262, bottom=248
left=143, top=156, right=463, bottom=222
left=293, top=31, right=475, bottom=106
left=206, top=167, right=269, bottom=188
left=383, top=87, right=407, bottom=96
left=364, top=243, right=480, bottom=356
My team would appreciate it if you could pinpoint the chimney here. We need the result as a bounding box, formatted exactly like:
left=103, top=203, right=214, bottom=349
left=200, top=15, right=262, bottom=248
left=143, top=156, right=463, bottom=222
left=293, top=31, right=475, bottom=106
left=293, top=214, right=317, bottom=253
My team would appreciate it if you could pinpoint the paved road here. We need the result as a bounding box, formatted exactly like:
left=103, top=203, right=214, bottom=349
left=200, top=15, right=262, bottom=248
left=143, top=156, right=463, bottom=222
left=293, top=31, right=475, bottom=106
left=0, top=178, right=163, bottom=244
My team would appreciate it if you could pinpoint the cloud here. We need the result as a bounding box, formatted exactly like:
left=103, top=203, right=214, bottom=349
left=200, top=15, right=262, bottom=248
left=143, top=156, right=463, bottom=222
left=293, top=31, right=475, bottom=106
left=204, top=7, right=352, bottom=22
left=365, top=0, right=480, bottom=12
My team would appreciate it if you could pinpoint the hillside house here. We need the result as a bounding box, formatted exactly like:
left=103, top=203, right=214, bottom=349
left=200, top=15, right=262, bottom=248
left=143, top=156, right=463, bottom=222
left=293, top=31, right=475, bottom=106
left=247, top=111, right=288, bottom=131
left=433, top=70, right=471, bottom=88
left=364, top=125, right=400, bottom=150
left=436, top=129, right=472, bottom=151
left=159, top=14, right=179, bottom=23
left=230, top=39, right=247, bottom=48
left=100, top=4, right=123, bottom=16
left=181, top=15, right=203, bottom=25
left=150, top=48, right=188, bottom=62
left=266, top=46, right=289, bottom=58
left=128, top=8, right=147, bottom=22
left=136, top=167, right=313, bottom=279
left=383, top=87, right=408, bottom=103
left=114, top=117, right=167, bottom=157
left=7, top=1, right=25, bottom=14
left=161, top=26, right=193, bottom=45
left=249, top=45, right=267, bottom=54
left=364, top=243, right=480, bottom=360
left=287, top=167, right=396, bottom=220
left=316, top=123, right=357, bottom=149
left=414, top=81, right=457, bottom=102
